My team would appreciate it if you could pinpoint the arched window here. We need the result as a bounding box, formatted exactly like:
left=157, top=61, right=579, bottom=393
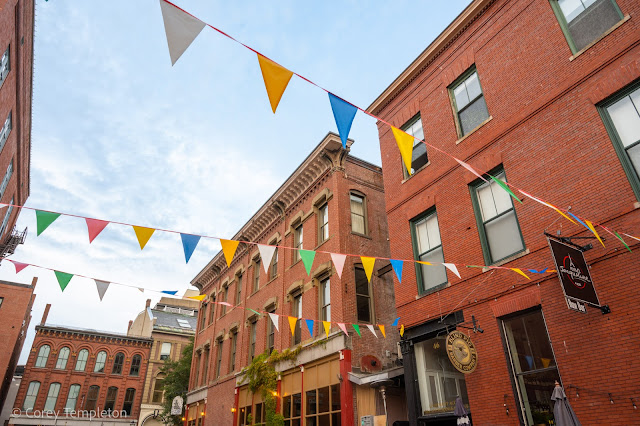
left=22, top=381, right=40, bottom=410
left=56, top=347, right=70, bottom=369
left=122, top=388, right=136, bottom=416
left=35, top=345, right=50, bottom=368
left=104, top=387, right=118, bottom=412
left=44, top=382, right=61, bottom=411
left=85, top=385, right=99, bottom=411
left=112, top=352, right=124, bottom=374
left=64, top=384, right=81, bottom=412
left=94, top=351, right=107, bottom=373
left=129, top=355, right=141, bottom=376
left=75, top=349, right=89, bottom=371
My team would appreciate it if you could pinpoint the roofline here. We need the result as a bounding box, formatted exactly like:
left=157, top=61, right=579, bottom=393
left=366, top=0, right=494, bottom=115
left=36, top=324, right=153, bottom=343
left=0, top=279, right=34, bottom=289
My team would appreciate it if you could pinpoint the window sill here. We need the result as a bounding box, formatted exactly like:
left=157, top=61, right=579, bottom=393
left=569, top=15, right=630, bottom=61
left=415, top=282, right=450, bottom=300
left=401, top=161, right=431, bottom=184
left=455, top=116, right=493, bottom=145
left=482, top=248, right=530, bottom=272
left=315, top=237, right=330, bottom=251
left=351, top=231, right=371, bottom=240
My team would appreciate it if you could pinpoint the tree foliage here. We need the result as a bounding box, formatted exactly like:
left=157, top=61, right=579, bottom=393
left=159, top=339, right=193, bottom=426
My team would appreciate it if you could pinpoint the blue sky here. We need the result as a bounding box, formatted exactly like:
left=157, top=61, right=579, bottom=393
left=2, top=0, right=470, bottom=362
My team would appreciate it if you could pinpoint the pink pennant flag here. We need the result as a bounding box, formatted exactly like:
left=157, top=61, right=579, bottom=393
left=85, top=218, right=110, bottom=243
left=443, top=263, right=461, bottom=279
left=331, top=253, right=347, bottom=279
left=9, top=260, right=29, bottom=274
left=366, top=324, right=378, bottom=338
left=623, top=233, right=640, bottom=242
left=455, top=158, right=486, bottom=182
left=138, top=288, right=145, bottom=293
left=337, top=323, right=349, bottom=336
left=218, top=301, right=233, bottom=307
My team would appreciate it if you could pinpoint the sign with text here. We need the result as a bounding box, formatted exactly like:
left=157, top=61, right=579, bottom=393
left=171, top=396, right=183, bottom=415
left=566, top=297, right=587, bottom=313
left=548, top=238, right=600, bottom=306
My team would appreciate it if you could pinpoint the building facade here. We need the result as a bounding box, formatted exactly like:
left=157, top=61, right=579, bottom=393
left=0, top=0, right=33, bottom=257
left=0, top=278, right=35, bottom=418
left=367, top=0, right=640, bottom=424
left=10, top=305, right=153, bottom=426
left=187, top=133, right=402, bottom=426
left=128, top=295, right=198, bottom=426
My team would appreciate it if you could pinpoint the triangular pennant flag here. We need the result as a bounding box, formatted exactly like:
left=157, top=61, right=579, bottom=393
left=54, top=271, right=73, bottom=292
left=389, top=259, right=403, bottom=283
left=288, top=316, right=298, bottom=336
left=138, top=288, right=145, bottom=293
left=159, top=0, right=206, bottom=66
left=323, top=321, right=331, bottom=337
left=443, top=263, right=461, bottom=279
left=366, top=324, right=377, bottom=338
left=258, top=244, right=277, bottom=273
left=623, top=232, right=640, bottom=243
left=328, top=93, right=357, bottom=148
left=378, top=324, right=386, bottom=338
left=455, top=158, right=487, bottom=182
left=337, top=323, right=349, bottom=336
left=36, top=210, right=61, bottom=236
left=417, top=261, right=431, bottom=266
left=180, top=233, right=201, bottom=263
left=519, top=190, right=575, bottom=224
left=568, top=212, right=590, bottom=232
left=585, top=220, right=605, bottom=247
left=305, top=319, right=314, bottom=336
left=268, top=313, right=280, bottom=332
left=299, top=249, right=316, bottom=275
left=133, top=226, right=156, bottom=250
left=392, top=317, right=400, bottom=327
left=541, top=357, right=551, bottom=368
left=489, top=174, right=521, bottom=204
left=188, top=295, right=206, bottom=301
left=400, top=324, right=404, bottom=337
left=391, top=126, right=415, bottom=174
left=162, top=290, right=178, bottom=295
left=257, top=54, right=293, bottom=113
left=8, top=260, right=29, bottom=274
left=614, top=231, right=632, bottom=252
left=360, top=256, right=376, bottom=282
left=95, top=280, right=110, bottom=301
left=218, top=301, right=233, bottom=307
left=511, top=268, right=530, bottom=280
left=330, top=253, right=347, bottom=279
left=248, top=308, right=262, bottom=317
left=528, top=268, right=548, bottom=274
left=352, top=324, right=361, bottom=337
left=85, top=218, right=109, bottom=243
left=220, top=239, right=240, bottom=267
left=525, top=355, right=534, bottom=369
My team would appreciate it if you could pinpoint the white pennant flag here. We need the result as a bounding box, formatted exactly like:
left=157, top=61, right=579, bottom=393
left=443, top=263, right=461, bottom=279
left=159, top=0, right=206, bottom=66
left=330, top=253, right=347, bottom=279
left=366, top=324, right=378, bottom=338
left=138, top=288, right=145, bottom=293
left=268, top=312, right=280, bottom=332
left=95, top=280, right=110, bottom=301
left=258, top=244, right=277, bottom=273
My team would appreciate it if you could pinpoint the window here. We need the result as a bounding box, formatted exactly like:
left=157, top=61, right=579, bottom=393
left=215, top=339, right=223, bottom=378
left=502, top=310, right=560, bottom=425
left=320, top=278, right=331, bottom=322
left=152, top=375, right=165, bottom=403
left=202, top=346, right=210, bottom=384
left=401, top=114, right=428, bottom=177
left=75, top=349, right=89, bottom=371
left=160, top=342, right=172, bottom=360
left=104, top=387, right=118, bottom=411
left=0, top=159, right=12, bottom=199
left=112, top=352, right=125, bottom=374
left=0, top=297, right=3, bottom=309
left=85, top=385, right=100, bottom=411
left=64, top=384, right=80, bottom=412
left=470, top=168, right=525, bottom=264
left=199, top=307, right=207, bottom=330
left=0, top=111, right=11, bottom=153
left=122, top=388, right=136, bottom=416
left=305, top=384, right=341, bottom=426
left=0, top=197, right=13, bottom=236
left=450, top=67, right=490, bottom=137
left=22, top=381, right=40, bottom=411
left=94, top=351, right=107, bottom=373
left=551, top=0, right=624, bottom=53
left=193, top=352, right=201, bottom=387
left=129, top=354, right=141, bottom=376
left=253, top=259, right=260, bottom=292
left=208, top=299, right=215, bottom=325
left=235, top=273, right=243, bottom=305
left=0, top=46, right=9, bottom=88
left=177, top=318, right=191, bottom=328
left=318, top=203, right=329, bottom=243
left=292, top=294, right=302, bottom=345
left=230, top=330, right=238, bottom=371
left=293, top=224, right=303, bottom=262
left=249, top=320, right=257, bottom=361
left=55, top=347, right=70, bottom=369
left=35, top=345, right=50, bottom=368
left=350, top=192, right=367, bottom=235
left=266, top=309, right=275, bottom=355
left=599, top=81, right=640, bottom=199
left=355, top=266, right=372, bottom=323
left=282, top=392, right=302, bottom=426
left=411, top=210, right=448, bottom=293
left=220, top=286, right=228, bottom=317
left=269, top=248, right=278, bottom=279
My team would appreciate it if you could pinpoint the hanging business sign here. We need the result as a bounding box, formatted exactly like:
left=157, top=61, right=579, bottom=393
left=548, top=238, right=600, bottom=307
left=171, top=396, right=184, bottom=415
left=446, top=331, right=478, bottom=374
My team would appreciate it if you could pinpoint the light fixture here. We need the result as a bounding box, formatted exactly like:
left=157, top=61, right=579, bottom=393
left=231, top=408, right=236, bottom=413
left=200, top=412, right=205, bottom=416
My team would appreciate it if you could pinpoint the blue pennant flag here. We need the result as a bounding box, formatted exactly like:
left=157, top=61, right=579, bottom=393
left=392, top=317, right=400, bottom=327
left=568, top=212, right=590, bottom=232
left=161, top=290, right=178, bottom=295
left=528, top=268, right=548, bottom=274
left=328, top=93, right=357, bottom=148
left=389, top=259, right=403, bottom=283
left=180, top=233, right=201, bottom=263
left=305, top=319, right=315, bottom=336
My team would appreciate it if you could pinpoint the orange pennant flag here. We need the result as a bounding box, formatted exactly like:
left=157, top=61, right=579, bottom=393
left=417, top=261, right=431, bottom=266
left=323, top=321, right=331, bottom=337
left=188, top=295, right=206, bottom=301
left=288, top=316, right=298, bottom=336
left=400, top=324, right=405, bottom=337
left=511, top=268, right=530, bottom=280
left=585, top=220, right=605, bottom=247
left=257, top=54, right=293, bottom=113
left=391, top=126, right=415, bottom=175
left=360, top=256, right=376, bottom=282
left=378, top=324, right=386, bottom=338
left=133, top=226, right=155, bottom=250
left=220, top=239, right=240, bottom=267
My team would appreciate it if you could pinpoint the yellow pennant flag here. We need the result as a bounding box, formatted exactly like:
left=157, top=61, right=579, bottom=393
left=585, top=220, right=605, bottom=247
left=220, top=239, right=240, bottom=267
left=378, top=324, right=386, bottom=338
left=400, top=324, right=405, bottom=337
left=188, top=295, right=206, bottom=301
left=417, top=261, right=431, bottom=266
left=541, top=357, right=551, bottom=368
left=133, top=226, right=155, bottom=250
left=257, top=54, right=293, bottom=113
left=553, top=207, right=577, bottom=225
left=288, top=316, right=298, bottom=336
left=391, top=126, right=415, bottom=175
left=323, top=321, right=331, bottom=337
left=360, top=256, right=376, bottom=282
left=511, top=268, right=530, bottom=280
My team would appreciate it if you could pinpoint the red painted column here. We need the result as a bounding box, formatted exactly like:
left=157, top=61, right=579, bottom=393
left=340, top=350, right=354, bottom=426
left=233, top=387, right=239, bottom=425
left=276, top=377, right=282, bottom=413
left=183, top=404, right=188, bottom=426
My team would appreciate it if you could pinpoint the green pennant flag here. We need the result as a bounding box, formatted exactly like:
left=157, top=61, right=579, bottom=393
left=54, top=271, right=73, bottom=292
left=299, top=249, right=316, bottom=275
left=352, top=324, right=361, bottom=337
left=614, top=232, right=632, bottom=252
left=489, top=175, right=522, bottom=204
left=36, top=210, right=62, bottom=236
left=248, top=308, right=262, bottom=317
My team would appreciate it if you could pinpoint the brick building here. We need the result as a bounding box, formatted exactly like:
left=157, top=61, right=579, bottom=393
left=367, top=0, right=640, bottom=424
left=10, top=304, right=153, bottom=426
left=187, top=133, right=402, bottom=426
left=0, top=0, right=33, bottom=257
left=0, top=278, right=36, bottom=417
left=128, top=294, right=198, bottom=426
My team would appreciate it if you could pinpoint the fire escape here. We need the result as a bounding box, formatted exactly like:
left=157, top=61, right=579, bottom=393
left=0, top=226, right=27, bottom=258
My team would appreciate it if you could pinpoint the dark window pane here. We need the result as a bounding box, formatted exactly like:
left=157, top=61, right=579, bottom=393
left=319, top=414, right=330, bottom=426
left=292, top=420, right=301, bottom=426
left=306, top=390, right=317, bottom=415
left=318, top=386, right=330, bottom=413
left=255, top=402, right=263, bottom=423
left=306, top=417, right=317, bottom=426
left=411, top=143, right=428, bottom=172
left=459, top=96, right=489, bottom=135
left=331, top=384, right=340, bottom=411
left=565, top=0, right=622, bottom=51
left=355, top=268, right=369, bottom=295
left=283, top=396, right=291, bottom=418
left=356, top=295, right=371, bottom=323
left=293, top=393, right=302, bottom=417
left=519, top=369, right=560, bottom=424
left=332, top=413, right=341, bottom=426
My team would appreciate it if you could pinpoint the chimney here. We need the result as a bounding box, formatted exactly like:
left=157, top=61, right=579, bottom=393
left=31, top=277, right=38, bottom=289
left=145, top=299, right=151, bottom=308
left=128, top=320, right=133, bottom=332
left=41, top=304, right=52, bottom=325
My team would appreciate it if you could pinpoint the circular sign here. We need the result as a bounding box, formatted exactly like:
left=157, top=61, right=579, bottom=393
left=446, top=331, right=478, bottom=374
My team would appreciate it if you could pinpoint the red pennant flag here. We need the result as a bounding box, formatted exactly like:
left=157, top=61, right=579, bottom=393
left=9, top=260, right=29, bottom=274
left=85, top=218, right=110, bottom=243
